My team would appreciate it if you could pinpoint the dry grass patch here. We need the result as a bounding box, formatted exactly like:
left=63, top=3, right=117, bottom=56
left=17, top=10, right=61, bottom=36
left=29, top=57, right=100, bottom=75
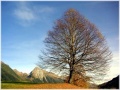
left=2, top=83, right=82, bottom=89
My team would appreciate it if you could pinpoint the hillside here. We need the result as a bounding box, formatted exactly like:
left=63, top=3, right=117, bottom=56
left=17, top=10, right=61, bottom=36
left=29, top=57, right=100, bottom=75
left=1, top=62, right=21, bottom=82
left=1, top=62, right=64, bottom=83
left=13, top=69, right=29, bottom=81
left=28, top=67, right=64, bottom=83
left=99, top=75, right=119, bottom=89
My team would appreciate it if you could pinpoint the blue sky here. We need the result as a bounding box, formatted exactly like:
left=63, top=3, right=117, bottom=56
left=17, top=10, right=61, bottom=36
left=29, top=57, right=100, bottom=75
left=1, top=1, right=119, bottom=83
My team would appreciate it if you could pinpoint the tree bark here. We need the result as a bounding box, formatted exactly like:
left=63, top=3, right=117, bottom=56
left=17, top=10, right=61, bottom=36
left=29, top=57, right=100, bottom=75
left=68, top=69, right=73, bottom=83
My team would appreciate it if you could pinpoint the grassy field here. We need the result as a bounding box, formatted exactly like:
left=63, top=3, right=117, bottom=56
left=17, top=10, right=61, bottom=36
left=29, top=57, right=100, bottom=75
left=2, top=82, right=82, bottom=89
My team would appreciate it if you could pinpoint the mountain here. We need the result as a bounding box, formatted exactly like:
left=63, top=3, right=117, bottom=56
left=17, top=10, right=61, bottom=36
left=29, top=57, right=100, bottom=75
left=98, top=75, right=119, bottom=89
left=1, top=61, right=64, bottom=83
left=28, top=67, right=64, bottom=83
left=1, top=62, right=21, bottom=82
left=13, top=69, right=29, bottom=81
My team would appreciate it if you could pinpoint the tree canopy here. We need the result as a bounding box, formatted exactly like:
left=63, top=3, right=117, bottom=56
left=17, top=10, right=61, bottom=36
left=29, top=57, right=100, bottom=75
left=38, top=9, right=112, bottom=86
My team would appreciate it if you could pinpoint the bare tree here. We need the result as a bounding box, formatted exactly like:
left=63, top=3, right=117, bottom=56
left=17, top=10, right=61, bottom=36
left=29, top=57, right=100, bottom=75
left=38, top=9, right=112, bottom=85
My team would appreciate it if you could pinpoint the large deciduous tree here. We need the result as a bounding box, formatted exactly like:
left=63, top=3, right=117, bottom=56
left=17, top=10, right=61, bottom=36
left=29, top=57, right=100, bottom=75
left=38, top=9, right=112, bottom=86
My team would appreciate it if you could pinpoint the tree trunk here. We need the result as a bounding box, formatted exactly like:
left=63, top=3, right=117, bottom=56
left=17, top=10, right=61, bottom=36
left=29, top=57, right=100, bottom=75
left=68, top=69, right=73, bottom=83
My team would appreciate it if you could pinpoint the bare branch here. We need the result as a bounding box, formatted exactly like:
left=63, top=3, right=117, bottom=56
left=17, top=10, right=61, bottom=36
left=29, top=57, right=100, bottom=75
left=38, top=9, right=112, bottom=85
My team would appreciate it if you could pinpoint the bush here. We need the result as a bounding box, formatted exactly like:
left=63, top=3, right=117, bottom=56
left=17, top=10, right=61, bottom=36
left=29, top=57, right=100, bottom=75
left=65, top=73, right=89, bottom=88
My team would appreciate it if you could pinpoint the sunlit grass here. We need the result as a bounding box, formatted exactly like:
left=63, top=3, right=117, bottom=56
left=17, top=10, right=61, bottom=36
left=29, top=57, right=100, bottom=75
left=2, top=83, right=82, bottom=89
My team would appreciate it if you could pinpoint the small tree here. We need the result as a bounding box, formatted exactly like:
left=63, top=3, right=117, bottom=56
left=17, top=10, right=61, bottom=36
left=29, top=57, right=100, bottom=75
left=38, top=9, right=112, bottom=86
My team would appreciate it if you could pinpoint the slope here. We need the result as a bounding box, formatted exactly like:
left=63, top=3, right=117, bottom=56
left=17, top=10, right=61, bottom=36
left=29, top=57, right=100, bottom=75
left=1, top=61, right=21, bottom=82
left=28, top=67, right=64, bottom=83
left=13, top=69, right=29, bottom=81
left=99, top=75, right=119, bottom=89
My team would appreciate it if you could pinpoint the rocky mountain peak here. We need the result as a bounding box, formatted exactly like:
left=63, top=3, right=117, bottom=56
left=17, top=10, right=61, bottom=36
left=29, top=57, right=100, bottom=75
left=2, top=62, right=63, bottom=83
left=29, top=67, right=45, bottom=80
left=34, top=67, right=42, bottom=70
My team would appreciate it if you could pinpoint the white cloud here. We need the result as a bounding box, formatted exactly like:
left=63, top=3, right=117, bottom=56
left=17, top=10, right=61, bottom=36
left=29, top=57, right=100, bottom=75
left=13, top=2, right=55, bottom=27
left=14, top=2, right=36, bottom=26
left=102, top=52, right=119, bottom=82
left=14, top=7, right=36, bottom=21
left=112, top=52, right=119, bottom=61
left=110, top=52, right=119, bottom=75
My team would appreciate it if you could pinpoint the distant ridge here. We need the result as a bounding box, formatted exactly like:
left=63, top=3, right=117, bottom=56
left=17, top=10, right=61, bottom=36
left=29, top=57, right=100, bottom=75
left=99, top=75, right=119, bottom=89
left=1, top=62, right=21, bottom=82
left=1, top=62, right=64, bottom=83
left=13, top=69, right=28, bottom=81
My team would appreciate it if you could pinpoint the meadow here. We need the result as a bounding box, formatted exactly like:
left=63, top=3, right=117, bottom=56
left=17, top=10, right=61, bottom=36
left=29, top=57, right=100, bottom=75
left=1, top=82, right=82, bottom=89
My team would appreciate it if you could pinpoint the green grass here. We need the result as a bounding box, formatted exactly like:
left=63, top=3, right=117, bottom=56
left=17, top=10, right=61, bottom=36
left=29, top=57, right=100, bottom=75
left=2, top=83, right=22, bottom=89
left=1, top=62, right=21, bottom=82
left=1, top=82, right=81, bottom=89
left=2, top=82, right=39, bottom=89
